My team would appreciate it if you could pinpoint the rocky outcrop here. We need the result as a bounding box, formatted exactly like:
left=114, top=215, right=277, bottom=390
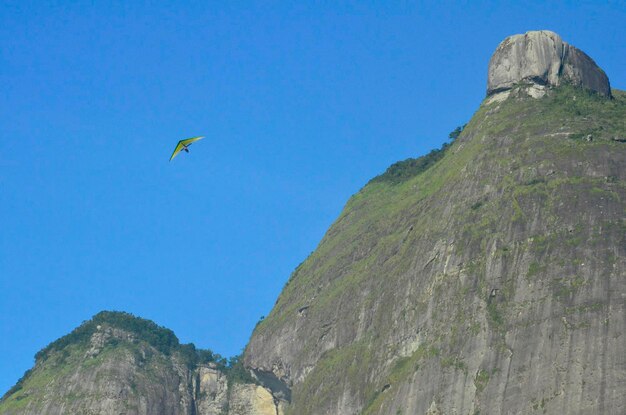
left=487, top=30, right=611, bottom=97
left=194, top=365, right=229, bottom=415
left=194, top=370, right=284, bottom=415
left=229, top=384, right=287, bottom=415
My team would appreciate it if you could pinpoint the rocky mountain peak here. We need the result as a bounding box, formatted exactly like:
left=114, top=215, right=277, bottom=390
left=487, top=30, right=611, bottom=98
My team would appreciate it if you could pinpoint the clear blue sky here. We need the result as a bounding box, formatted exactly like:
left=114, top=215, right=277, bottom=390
left=1, top=1, right=625, bottom=393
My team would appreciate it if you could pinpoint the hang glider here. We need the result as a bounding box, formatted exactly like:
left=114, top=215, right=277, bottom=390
left=169, top=136, right=204, bottom=161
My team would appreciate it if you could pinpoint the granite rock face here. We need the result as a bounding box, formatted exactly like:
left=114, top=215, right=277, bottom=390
left=194, top=365, right=229, bottom=415
left=245, top=85, right=626, bottom=414
left=487, top=30, right=611, bottom=97
left=229, top=384, right=287, bottom=415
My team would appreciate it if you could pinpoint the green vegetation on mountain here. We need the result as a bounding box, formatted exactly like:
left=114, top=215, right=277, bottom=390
left=370, top=125, right=466, bottom=185
left=33, top=311, right=222, bottom=367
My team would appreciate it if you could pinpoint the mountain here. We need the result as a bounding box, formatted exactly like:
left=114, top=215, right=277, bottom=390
left=244, top=31, right=625, bottom=415
left=2, top=30, right=625, bottom=415
left=0, top=311, right=285, bottom=415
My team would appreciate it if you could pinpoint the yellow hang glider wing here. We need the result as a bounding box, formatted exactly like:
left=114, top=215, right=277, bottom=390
left=169, top=136, right=204, bottom=161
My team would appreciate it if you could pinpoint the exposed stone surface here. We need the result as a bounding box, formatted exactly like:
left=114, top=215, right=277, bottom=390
left=487, top=30, right=611, bottom=97
left=194, top=365, right=229, bottom=415
left=229, top=384, right=286, bottom=415
left=84, top=325, right=136, bottom=358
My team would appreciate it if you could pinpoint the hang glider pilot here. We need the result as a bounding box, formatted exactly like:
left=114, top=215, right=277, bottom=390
left=169, top=136, right=204, bottom=161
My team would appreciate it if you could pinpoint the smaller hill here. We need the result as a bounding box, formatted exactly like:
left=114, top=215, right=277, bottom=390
left=0, top=311, right=282, bottom=415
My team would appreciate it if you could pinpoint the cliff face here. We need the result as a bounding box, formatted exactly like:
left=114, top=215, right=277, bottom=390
left=0, top=312, right=283, bottom=415
left=246, top=86, right=626, bottom=414
left=243, top=34, right=624, bottom=415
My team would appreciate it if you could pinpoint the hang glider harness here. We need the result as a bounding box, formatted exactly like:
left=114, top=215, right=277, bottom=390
left=169, top=136, right=204, bottom=161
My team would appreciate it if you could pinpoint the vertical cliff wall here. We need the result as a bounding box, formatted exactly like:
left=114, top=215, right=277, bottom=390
left=246, top=85, right=626, bottom=414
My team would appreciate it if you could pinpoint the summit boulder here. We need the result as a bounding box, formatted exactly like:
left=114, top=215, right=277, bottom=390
left=487, top=30, right=611, bottom=97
